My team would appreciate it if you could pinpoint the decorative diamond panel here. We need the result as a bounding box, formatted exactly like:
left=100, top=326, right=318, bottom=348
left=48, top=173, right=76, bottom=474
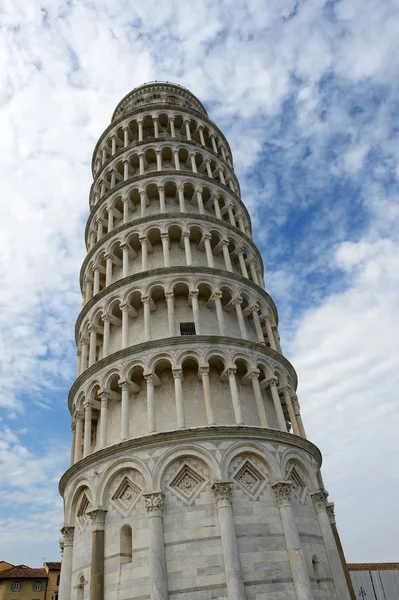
left=233, top=460, right=267, bottom=499
left=111, top=476, right=142, bottom=516
left=168, top=463, right=208, bottom=505
left=286, top=464, right=308, bottom=504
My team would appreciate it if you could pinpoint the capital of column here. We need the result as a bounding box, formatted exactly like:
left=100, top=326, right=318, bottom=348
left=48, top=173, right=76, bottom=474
left=88, top=323, right=98, bottom=333
left=60, top=525, right=74, bottom=546
left=212, top=481, right=233, bottom=508
left=165, top=292, right=174, bottom=300
left=119, top=302, right=130, bottom=312
left=74, top=410, right=84, bottom=423
left=211, top=291, right=222, bottom=300
left=249, top=304, right=259, bottom=313
left=227, top=366, right=237, bottom=377
left=139, top=236, right=147, bottom=245
left=199, top=365, right=209, bottom=377
left=248, top=369, right=260, bottom=382
left=161, top=232, right=169, bottom=240
left=143, top=491, right=164, bottom=515
left=221, top=238, right=229, bottom=246
left=231, top=296, right=243, bottom=306
left=271, top=481, right=293, bottom=506
left=291, top=395, right=300, bottom=412
left=310, top=489, right=329, bottom=513
left=83, top=399, right=94, bottom=410
left=59, top=539, right=64, bottom=557
left=182, top=231, right=190, bottom=239
left=141, top=295, right=150, bottom=304
left=99, top=389, right=111, bottom=401
left=158, top=185, right=165, bottom=192
left=267, top=377, right=279, bottom=388
left=91, top=264, right=100, bottom=274
left=189, top=289, right=199, bottom=299
left=87, top=508, right=107, bottom=531
left=279, top=385, right=291, bottom=396
left=144, top=372, right=154, bottom=383
left=101, top=313, right=112, bottom=323
left=172, top=368, right=183, bottom=380
left=80, top=337, right=89, bottom=347
left=203, top=233, right=212, bottom=241
left=326, top=502, right=336, bottom=525
left=119, top=379, right=132, bottom=391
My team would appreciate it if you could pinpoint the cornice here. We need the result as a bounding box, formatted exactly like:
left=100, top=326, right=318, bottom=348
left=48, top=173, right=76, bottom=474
left=81, top=212, right=262, bottom=287
left=92, top=102, right=232, bottom=175
left=86, top=171, right=247, bottom=235
left=76, top=265, right=277, bottom=339
left=68, top=335, right=295, bottom=410
left=59, top=425, right=322, bottom=495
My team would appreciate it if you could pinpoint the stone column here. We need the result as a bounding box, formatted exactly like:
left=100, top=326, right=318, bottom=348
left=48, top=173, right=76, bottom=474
left=190, top=152, right=197, bottom=173
left=184, top=120, right=191, bottom=140
left=190, top=290, right=202, bottom=334
left=140, top=237, right=148, bottom=271
left=105, top=254, right=113, bottom=287
left=213, top=197, right=222, bottom=219
left=198, top=126, right=206, bottom=146
left=138, top=119, right=143, bottom=142
left=144, top=373, right=156, bottom=433
left=140, top=189, right=147, bottom=217
left=212, top=482, right=246, bottom=600
left=159, top=186, right=166, bottom=213
left=74, top=411, right=84, bottom=463
left=172, top=368, right=185, bottom=428
left=326, top=503, right=356, bottom=600
left=212, top=292, right=225, bottom=335
left=123, top=125, right=129, bottom=147
left=88, top=508, right=107, bottom=600
left=196, top=187, right=204, bottom=214
left=161, top=233, right=170, bottom=267
left=249, top=370, right=268, bottom=427
left=204, top=234, right=214, bottom=267
left=119, top=380, right=131, bottom=441
left=93, top=266, right=100, bottom=295
left=83, top=400, right=93, bottom=457
left=311, top=491, right=351, bottom=600
left=121, top=244, right=129, bottom=278
left=271, top=482, right=313, bottom=600
left=264, top=315, right=277, bottom=351
left=85, top=277, right=93, bottom=304
left=227, top=367, right=243, bottom=425
left=99, top=391, right=109, bottom=449
left=139, top=154, right=145, bottom=175
left=143, top=492, right=168, bottom=600
left=88, top=324, right=97, bottom=367
left=153, top=117, right=159, bottom=138
left=267, top=378, right=287, bottom=432
left=173, top=149, right=180, bottom=170
left=183, top=232, right=192, bottom=265
left=165, top=292, right=175, bottom=336
left=232, top=297, right=247, bottom=339
left=142, top=296, right=151, bottom=341
left=210, top=134, right=218, bottom=153
left=237, top=214, right=246, bottom=234
left=77, top=349, right=81, bottom=377
left=101, top=314, right=111, bottom=358
left=292, top=395, right=307, bottom=438
left=237, top=250, right=248, bottom=278
left=156, top=150, right=162, bottom=171
left=219, top=169, right=226, bottom=185
left=169, top=116, right=176, bottom=138
left=205, top=160, right=213, bottom=178
left=120, top=303, right=130, bottom=349
left=178, top=186, right=186, bottom=212
left=58, top=526, right=74, bottom=600
left=106, top=207, right=114, bottom=232
left=70, top=421, right=76, bottom=466
left=123, top=196, right=130, bottom=223
left=280, top=387, right=300, bottom=436
left=222, top=240, right=233, bottom=271
left=249, top=260, right=259, bottom=284
left=199, top=365, right=215, bottom=425
left=80, top=338, right=89, bottom=374
left=250, top=306, right=265, bottom=344
left=123, top=161, right=129, bottom=183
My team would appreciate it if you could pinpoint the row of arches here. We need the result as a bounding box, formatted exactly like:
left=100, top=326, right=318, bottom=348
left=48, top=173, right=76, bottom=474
left=90, top=144, right=239, bottom=208
left=87, top=180, right=251, bottom=249
left=71, top=349, right=304, bottom=462
left=93, top=110, right=232, bottom=178
left=82, top=223, right=263, bottom=304
left=78, top=279, right=279, bottom=374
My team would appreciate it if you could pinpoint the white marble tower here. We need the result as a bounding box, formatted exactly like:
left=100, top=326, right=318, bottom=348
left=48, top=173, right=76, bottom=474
left=58, top=82, right=353, bottom=600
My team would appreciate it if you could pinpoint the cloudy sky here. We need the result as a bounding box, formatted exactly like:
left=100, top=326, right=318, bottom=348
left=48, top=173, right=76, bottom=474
left=0, top=0, right=398, bottom=566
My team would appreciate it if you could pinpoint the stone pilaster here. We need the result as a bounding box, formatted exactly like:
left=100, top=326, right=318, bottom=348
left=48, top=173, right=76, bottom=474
left=143, top=492, right=168, bottom=600
left=58, top=526, right=74, bottom=600
left=87, top=508, right=107, bottom=600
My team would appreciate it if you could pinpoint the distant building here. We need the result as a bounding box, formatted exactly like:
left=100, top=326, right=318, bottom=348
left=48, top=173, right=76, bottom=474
left=348, top=563, right=399, bottom=600
left=0, top=562, right=61, bottom=600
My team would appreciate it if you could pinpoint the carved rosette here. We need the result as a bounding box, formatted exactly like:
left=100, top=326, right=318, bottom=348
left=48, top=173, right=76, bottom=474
left=271, top=481, right=293, bottom=506
left=212, top=481, right=233, bottom=508
left=60, top=525, right=75, bottom=546
left=310, top=489, right=329, bottom=513
left=143, top=491, right=164, bottom=515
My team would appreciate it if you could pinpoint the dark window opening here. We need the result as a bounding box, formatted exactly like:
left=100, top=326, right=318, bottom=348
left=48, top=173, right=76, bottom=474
left=180, top=322, right=196, bottom=336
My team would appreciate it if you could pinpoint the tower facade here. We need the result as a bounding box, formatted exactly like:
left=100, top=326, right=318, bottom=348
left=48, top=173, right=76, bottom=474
left=59, top=82, right=352, bottom=600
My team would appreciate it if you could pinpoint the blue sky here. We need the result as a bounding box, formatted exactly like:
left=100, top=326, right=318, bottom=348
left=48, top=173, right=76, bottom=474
left=0, top=0, right=398, bottom=565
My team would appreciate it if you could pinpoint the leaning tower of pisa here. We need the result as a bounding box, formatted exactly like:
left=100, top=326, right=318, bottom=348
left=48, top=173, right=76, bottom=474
left=58, top=82, right=353, bottom=600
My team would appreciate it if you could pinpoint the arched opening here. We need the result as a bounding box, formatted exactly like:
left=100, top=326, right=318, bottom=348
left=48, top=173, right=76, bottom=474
left=181, top=356, right=205, bottom=427
left=312, top=555, right=321, bottom=589
left=77, top=574, right=86, bottom=600
left=120, top=524, right=133, bottom=565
